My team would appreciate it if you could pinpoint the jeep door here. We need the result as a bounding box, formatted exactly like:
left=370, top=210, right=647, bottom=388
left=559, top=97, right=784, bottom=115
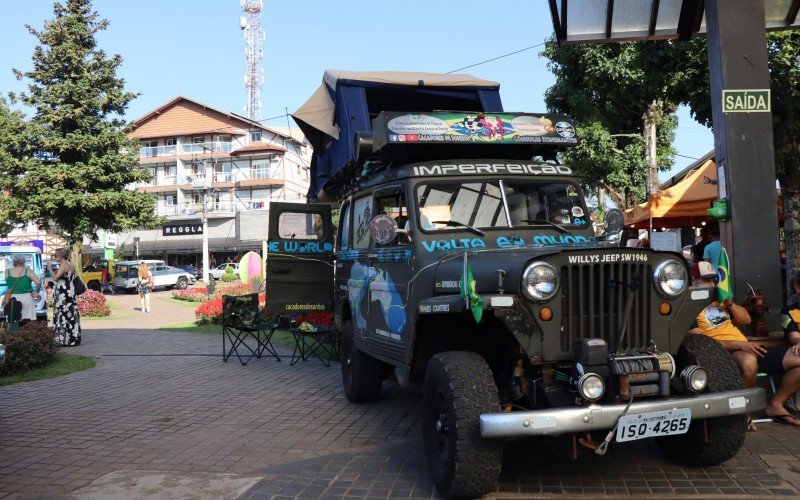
left=265, top=202, right=334, bottom=314
left=365, top=187, right=411, bottom=362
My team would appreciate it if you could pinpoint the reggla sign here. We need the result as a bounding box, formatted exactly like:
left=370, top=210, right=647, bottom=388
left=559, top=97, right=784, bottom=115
left=722, top=89, right=770, bottom=113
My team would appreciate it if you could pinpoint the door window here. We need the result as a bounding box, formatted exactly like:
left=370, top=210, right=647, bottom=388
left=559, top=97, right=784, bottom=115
left=374, top=194, right=408, bottom=246
left=338, top=202, right=351, bottom=249
left=277, top=212, right=324, bottom=240
left=352, top=195, right=374, bottom=249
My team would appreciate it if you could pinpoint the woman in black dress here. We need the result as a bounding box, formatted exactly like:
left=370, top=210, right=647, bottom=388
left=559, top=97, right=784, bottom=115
left=50, top=248, right=81, bottom=346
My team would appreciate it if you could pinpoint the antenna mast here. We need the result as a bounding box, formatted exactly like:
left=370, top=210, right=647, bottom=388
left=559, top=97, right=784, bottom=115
left=240, top=0, right=264, bottom=121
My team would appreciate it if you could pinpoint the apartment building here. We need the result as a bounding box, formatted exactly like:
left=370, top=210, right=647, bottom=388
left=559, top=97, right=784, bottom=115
left=112, top=96, right=311, bottom=265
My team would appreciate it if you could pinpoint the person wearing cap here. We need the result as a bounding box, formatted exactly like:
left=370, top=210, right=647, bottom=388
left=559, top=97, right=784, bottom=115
left=689, top=261, right=800, bottom=427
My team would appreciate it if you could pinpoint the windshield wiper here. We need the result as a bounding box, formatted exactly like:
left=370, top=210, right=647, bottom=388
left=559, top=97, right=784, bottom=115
left=432, top=220, right=485, bottom=237
left=520, top=219, right=570, bottom=234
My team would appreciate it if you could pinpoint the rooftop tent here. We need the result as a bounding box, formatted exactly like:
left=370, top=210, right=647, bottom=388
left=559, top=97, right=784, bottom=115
left=292, top=70, right=503, bottom=200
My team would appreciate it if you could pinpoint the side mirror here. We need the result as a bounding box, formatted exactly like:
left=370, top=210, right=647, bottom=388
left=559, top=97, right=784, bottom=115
left=369, top=214, right=404, bottom=245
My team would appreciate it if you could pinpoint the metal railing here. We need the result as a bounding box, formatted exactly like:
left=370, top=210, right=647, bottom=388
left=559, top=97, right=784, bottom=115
left=155, top=205, right=179, bottom=216
left=139, top=141, right=232, bottom=158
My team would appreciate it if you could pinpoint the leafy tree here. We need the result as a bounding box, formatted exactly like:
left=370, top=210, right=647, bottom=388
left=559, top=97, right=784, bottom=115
left=671, top=33, right=800, bottom=280
left=1, top=0, right=159, bottom=246
left=542, top=41, right=679, bottom=208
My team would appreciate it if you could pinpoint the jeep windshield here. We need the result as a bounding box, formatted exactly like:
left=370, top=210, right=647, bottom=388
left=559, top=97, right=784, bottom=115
left=415, top=179, right=588, bottom=231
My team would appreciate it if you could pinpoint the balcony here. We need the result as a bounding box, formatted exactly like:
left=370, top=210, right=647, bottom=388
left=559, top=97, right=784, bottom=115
left=139, top=141, right=233, bottom=159
left=155, top=205, right=179, bottom=216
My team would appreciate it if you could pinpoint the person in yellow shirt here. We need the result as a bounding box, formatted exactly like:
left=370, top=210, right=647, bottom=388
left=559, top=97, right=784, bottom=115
left=689, top=261, right=800, bottom=427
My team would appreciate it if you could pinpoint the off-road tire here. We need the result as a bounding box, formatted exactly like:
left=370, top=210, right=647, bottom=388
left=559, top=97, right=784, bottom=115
left=423, top=351, right=502, bottom=498
left=658, top=334, right=747, bottom=466
left=176, top=277, right=189, bottom=290
left=340, top=320, right=382, bottom=403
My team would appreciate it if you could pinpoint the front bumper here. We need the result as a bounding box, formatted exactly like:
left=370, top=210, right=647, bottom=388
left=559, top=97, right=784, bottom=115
left=480, top=388, right=766, bottom=438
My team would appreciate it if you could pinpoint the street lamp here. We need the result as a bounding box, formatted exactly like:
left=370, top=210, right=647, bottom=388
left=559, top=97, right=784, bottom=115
left=192, top=145, right=217, bottom=283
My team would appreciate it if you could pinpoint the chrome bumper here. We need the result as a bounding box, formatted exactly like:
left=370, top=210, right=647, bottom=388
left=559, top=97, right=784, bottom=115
left=480, top=388, right=766, bottom=438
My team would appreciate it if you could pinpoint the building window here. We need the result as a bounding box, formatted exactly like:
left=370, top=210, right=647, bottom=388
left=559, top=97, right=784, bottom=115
left=193, top=136, right=204, bottom=144
left=250, top=131, right=261, bottom=142
left=252, top=161, right=270, bottom=180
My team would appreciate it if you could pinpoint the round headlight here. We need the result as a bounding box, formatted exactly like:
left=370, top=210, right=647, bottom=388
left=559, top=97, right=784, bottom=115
left=522, top=261, right=559, bottom=301
left=680, top=365, right=708, bottom=393
left=654, top=259, right=688, bottom=297
left=578, top=373, right=605, bottom=401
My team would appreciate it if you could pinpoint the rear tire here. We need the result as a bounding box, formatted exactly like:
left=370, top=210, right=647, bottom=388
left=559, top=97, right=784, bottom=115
left=658, top=334, right=747, bottom=466
left=423, top=351, right=502, bottom=498
left=87, top=281, right=101, bottom=292
left=340, top=320, right=383, bottom=403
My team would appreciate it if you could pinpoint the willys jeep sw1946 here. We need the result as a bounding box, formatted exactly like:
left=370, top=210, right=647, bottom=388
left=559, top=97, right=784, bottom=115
left=263, top=71, right=766, bottom=498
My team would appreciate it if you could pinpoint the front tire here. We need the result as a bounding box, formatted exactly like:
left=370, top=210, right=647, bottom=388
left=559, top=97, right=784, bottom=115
left=340, top=320, right=383, bottom=403
left=658, top=334, right=747, bottom=466
left=176, top=277, right=189, bottom=290
left=423, top=351, right=502, bottom=498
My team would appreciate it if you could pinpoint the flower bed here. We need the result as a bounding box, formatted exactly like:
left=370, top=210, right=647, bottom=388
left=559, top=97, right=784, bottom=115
left=172, top=288, right=208, bottom=302
left=77, top=290, right=110, bottom=317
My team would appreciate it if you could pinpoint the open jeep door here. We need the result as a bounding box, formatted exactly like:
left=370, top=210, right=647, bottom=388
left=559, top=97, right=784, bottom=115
left=265, top=202, right=334, bottom=314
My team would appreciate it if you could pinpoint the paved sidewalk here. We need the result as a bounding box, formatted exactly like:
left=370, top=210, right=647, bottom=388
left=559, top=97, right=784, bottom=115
left=0, top=292, right=799, bottom=498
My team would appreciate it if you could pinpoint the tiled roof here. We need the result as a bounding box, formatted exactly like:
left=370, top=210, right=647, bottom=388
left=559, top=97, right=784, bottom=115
left=231, top=142, right=287, bottom=156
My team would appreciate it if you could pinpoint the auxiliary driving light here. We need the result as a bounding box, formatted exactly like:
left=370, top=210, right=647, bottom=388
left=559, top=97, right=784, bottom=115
left=680, top=365, right=708, bottom=393
left=578, top=373, right=605, bottom=402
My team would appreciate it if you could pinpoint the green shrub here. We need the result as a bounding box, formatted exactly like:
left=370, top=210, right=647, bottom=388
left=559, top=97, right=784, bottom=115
left=0, top=321, right=59, bottom=375
left=221, top=265, right=236, bottom=282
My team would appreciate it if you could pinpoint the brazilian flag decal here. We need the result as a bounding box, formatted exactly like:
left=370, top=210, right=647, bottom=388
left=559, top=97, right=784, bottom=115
left=717, top=247, right=733, bottom=302
left=460, top=252, right=483, bottom=323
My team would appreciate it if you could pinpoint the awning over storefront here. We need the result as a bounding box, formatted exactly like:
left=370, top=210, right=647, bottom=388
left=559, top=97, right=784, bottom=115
left=84, top=238, right=263, bottom=256
left=624, top=158, right=718, bottom=229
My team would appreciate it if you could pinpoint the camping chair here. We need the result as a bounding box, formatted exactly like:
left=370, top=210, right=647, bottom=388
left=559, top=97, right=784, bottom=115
left=2, top=297, right=22, bottom=333
left=288, top=312, right=339, bottom=367
left=222, top=293, right=281, bottom=365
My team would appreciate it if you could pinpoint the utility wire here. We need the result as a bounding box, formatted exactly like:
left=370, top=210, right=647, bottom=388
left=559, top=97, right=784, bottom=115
left=447, top=42, right=547, bottom=74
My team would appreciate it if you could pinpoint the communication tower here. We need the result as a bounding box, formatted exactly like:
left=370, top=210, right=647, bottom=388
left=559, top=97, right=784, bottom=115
left=240, top=0, right=264, bottom=121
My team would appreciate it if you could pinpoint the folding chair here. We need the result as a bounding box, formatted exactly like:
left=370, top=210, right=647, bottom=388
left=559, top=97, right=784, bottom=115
left=289, top=313, right=340, bottom=367
left=222, top=293, right=281, bottom=365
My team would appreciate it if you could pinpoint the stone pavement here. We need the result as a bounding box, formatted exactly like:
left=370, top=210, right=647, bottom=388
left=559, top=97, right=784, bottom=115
left=0, top=291, right=798, bottom=499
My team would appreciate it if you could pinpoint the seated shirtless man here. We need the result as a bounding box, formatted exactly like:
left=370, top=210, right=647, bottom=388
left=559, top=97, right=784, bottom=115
left=688, top=261, right=800, bottom=427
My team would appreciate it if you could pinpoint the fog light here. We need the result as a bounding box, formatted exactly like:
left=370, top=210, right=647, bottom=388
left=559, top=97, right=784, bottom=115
left=539, top=307, right=553, bottom=321
left=578, top=373, right=605, bottom=401
left=659, top=302, right=672, bottom=316
left=681, top=365, right=708, bottom=393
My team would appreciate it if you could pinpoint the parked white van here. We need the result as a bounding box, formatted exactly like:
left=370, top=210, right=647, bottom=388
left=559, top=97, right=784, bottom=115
left=112, top=260, right=195, bottom=294
left=0, top=246, right=47, bottom=321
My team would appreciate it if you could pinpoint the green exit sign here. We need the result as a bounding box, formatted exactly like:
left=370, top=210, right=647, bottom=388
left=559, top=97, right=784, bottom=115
left=723, top=89, right=771, bottom=112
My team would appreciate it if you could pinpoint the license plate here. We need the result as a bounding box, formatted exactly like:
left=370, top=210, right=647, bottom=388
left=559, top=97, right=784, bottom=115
left=616, top=408, right=691, bottom=442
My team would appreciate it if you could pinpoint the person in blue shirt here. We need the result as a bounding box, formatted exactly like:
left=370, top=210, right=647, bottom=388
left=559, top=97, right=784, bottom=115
left=703, top=223, right=722, bottom=270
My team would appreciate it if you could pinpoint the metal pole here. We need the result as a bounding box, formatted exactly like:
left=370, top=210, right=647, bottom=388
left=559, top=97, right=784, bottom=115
left=202, top=158, right=210, bottom=283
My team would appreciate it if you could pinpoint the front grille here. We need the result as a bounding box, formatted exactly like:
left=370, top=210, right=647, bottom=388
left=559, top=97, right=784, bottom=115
left=560, top=261, right=652, bottom=353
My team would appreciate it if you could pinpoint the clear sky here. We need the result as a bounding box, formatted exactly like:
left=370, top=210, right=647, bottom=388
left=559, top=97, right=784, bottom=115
left=0, top=0, right=712, bottom=181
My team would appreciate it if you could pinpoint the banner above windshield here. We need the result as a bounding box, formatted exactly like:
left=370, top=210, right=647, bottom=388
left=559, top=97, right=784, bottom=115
left=373, top=112, right=579, bottom=148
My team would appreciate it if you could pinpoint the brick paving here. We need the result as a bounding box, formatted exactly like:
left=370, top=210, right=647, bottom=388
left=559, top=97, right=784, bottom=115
left=0, top=290, right=799, bottom=498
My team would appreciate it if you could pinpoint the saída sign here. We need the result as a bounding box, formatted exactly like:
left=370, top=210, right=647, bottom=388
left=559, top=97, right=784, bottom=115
left=722, top=89, right=770, bottom=113
left=163, top=222, right=203, bottom=236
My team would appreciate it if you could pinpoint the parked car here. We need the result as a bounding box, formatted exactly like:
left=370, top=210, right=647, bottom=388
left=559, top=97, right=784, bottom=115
left=177, top=264, right=202, bottom=280
left=0, top=246, right=47, bottom=321
left=112, top=260, right=195, bottom=293
left=209, top=263, right=240, bottom=280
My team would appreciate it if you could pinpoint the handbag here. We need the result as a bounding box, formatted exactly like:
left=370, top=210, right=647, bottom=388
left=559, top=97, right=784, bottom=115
left=72, top=272, right=87, bottom=295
